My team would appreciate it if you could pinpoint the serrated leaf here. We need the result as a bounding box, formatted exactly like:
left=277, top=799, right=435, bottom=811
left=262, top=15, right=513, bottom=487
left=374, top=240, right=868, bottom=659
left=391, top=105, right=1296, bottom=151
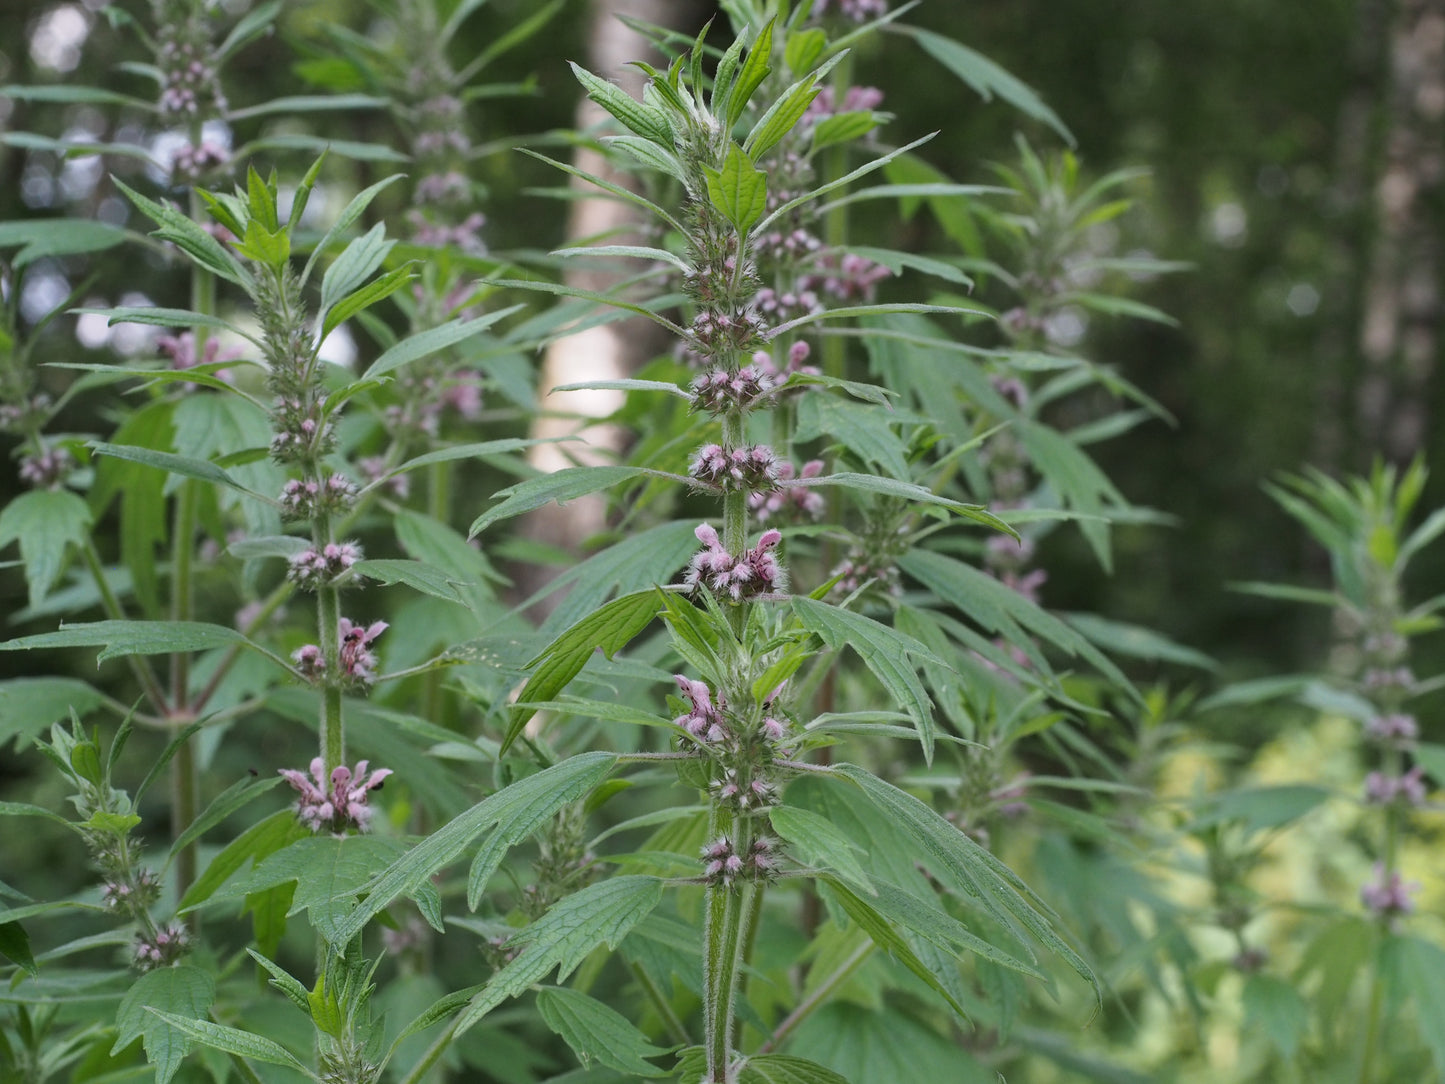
left=535, top=986, right=670, bottom=1076
left=327, top=753, right=618, bottom=944
left=727, top=18, right=775, bottom=128
left=704, top=144, right=768, bottom=235
left=453, top=877, right=663, bottom=1037
left=896, top=25, right=1072, bottom=144
left=300, top=173, right=405, bottom=287
left=114, top=178, right=251, bottom=287
left=89, top=442, right=269, bottom=501
left=469, top=466, right=653, bottom=538
left=0, top=619, right=260, bottom=664
left=180, top=811, right=310, bottom=911
left=354, top=559, right=470, bottom=606
left=769, top=806, right=871, bottom=891
left=792, top=597, right=939, bottom=762
left=830, top=764, right=1099, bottom=1010
left=363, top=307, right=524, bottom=380
left=784, top=28, right=827, bottom=75
left=504, top=590, right=661, bottom=752
left=745, top=75, right=820, bottom=160
left=219, top=835, right=404, bottom=943
left=570, top=63, right=673, bottom=146
left=802, top=473, right=1017, bottom=537
left=113, top=967, right=216, bottom=1084
left=170, top=776, right=281, bottom=859
left=322, top=256, right=412, bottom=339
left=143, top=1012, right=311, bottom=1074
left=0, top=490, right=92, bottom=609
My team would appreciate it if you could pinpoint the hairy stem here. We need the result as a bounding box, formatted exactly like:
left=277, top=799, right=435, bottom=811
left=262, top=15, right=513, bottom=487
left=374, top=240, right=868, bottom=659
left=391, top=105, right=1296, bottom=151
left=705, top=816, right=754, bottom=1083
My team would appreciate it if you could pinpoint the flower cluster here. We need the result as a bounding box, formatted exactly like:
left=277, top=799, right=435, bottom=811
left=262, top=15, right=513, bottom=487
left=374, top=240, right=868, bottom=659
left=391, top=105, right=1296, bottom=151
left=710, top=766, right=779, bottom=811
left=828, top=549, right=901, bottom=601
left=286, top=542, right=362, bottom=589
left=750, top=460, right=826, bottom=523
left=691, top=364, right=777, bottom=415
left=279, top=757, right=392, bottom=834
left=292, top=619, right=387, bottom=687
left=0, top=393, right=49, bottom=434
left=1363, top=767, right=1427, bottom=807
left=171, top=140, right=231, bottom=182
left=18, top=447, right=73, bottom=489
left=690, top=309, right=769, bottom=357
left=1365, top=712, right=1418, bottom=747
left=685, top=524, right=785, bottom=600
left=674, top=675, right=729, bottom=744
left=1360, top=863, right=1420, bottom=922
left=279, top=474, right=357, bottom=520
left=814, top=0, right=889, bottom=22
left=359, top=456, right=409, bottom=498
left=157, top=331, right=241, bottom=376
left=689, top=443, right=781, bottom=491
left=134, top=922, right=190, bottom=970
left=701, top=836, right=779, bottom=887
left=270, top=396, right=335, bottom=461
left=339, top=618, right=387, bottom=686
left=101, top=868, right=160, bottom=912
left=156, top=33, right=226, bottom=117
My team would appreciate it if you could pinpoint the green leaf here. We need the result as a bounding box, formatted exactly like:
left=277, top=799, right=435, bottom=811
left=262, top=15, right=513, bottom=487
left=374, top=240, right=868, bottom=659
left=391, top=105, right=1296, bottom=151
left=1061, top=612, right=1216, bottom=669
left=320, top=222, right=393, bottom=315
left=362, top=307, right=524, bottom=380
left=504, top=590, right=662, bottom=752
left=82, top=305, right=251, bottom=338
left=803, top=472, right=1018, bottom=537
left=727, top=18, right=775, bottom=128
left=704, top=143, right=768, bottom=235
left=811, top=111, right=879, bottom=152
left=0, top=923, right=36, bottom=976
left=0, top=620, right=256, bottom=664
left=215, top=0, right=281, bottom=61
left=113, top=967, right=216, bottom=1084
left=226, top=92, right=387, bottom=121
left=327, top=753, right=618, bottom=944
left=551, top=243, right=690, bottom=273
left=830, top=764, right=1099, bottom=1009
left=894, top=25, right=1072, bottom=144
left=0, top=489, right=92, bottom=608
left=535, top=986, right=670, bottom=1076
left=143, top=1012, right=312, bottom=1075
left=452, top=877, right=663, bottom=1036
left=898, top=549, right=1134, bottom=694
left=114, top=178, right=251, bottom=288
left=783, top=28, right=827, bottom=74
left=1380, top=935, right=1445, bottom=1075
left=0, top=84, right=151, bottom=108
left=569, top=63, right=673, bottom=146
left=219, top=835, right=405, bottom=943
left=792, top=597, right=939, bottom=762
left=469, top=466, right=653, bottom=538
left=353, top=559, right=470, bottom=606
left=769, top=806, right=871, bottom=892
left=794, top=394, right=910, bottom=481
left=1241, top=974, right=1308, bottom=1060
left=170, top=776, right=281, bottom=859
left=89, top=442, right=269, bottom=501
left=745, top=74, right=820, bottom=160
left=300, top=173, right=405, bottom=287
left=0, top=218, right=125, bottom=267
left=178, top=808, right=308, bottom=909
left=322, top=255, right=412, bottom=338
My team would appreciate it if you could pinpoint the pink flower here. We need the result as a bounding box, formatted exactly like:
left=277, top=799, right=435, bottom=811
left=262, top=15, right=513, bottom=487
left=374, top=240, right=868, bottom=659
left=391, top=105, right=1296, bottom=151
left=280, top=756, right=393, bottom=833
left=685, top=524, right=786, bottom=600
left=338, top=618, right=387, bottom=686
left=674, top=674, right=729, bottom=744
left=1360, top=863, right=1419, bottom=921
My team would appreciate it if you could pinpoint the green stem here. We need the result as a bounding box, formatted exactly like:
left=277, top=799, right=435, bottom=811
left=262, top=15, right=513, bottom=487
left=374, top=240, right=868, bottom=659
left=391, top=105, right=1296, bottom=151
left=756, top=940, right=873, bottom=1055
left=81, top=541, right=169, bottom=713
left=704, top=816, right=754, bottom=1083
left=170, top=480, right=197, bottom=707
left=423, top=459, right=450, bottom=725
left=628, top=958, right=692, bottom=1047
left=170, top=732, right=199, bottom=913
left=396, top=1018, right=458, bottom=1084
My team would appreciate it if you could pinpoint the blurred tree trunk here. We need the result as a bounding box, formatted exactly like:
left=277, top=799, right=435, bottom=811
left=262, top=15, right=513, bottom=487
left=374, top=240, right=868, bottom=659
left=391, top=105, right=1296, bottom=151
left=1354, top=0, right=1445, bottom=462
left=512, top=0, right=698, bottom=612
